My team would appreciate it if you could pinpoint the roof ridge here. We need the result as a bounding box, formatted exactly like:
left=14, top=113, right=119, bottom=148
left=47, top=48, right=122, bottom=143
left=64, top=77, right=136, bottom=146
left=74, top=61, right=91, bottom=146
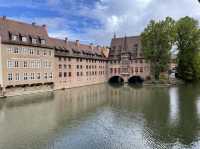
left=0, top=17, right=44, bottom=28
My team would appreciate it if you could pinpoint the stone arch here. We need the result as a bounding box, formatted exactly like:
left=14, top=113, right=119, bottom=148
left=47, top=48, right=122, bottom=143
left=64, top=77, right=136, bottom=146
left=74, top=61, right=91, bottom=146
left=108, top=76, right=124, bottom=84
left=128, top=76, right=144, bottom=85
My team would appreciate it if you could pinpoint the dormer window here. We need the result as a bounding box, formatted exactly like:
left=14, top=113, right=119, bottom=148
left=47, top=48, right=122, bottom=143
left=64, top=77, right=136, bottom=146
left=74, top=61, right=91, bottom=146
left=12, top=35, right=17, bottom=41
left=41, top=39, right=46, bottom=45
left=22, top=36, right=27, bottom=42
left=32, top=38, right=37, bottom=44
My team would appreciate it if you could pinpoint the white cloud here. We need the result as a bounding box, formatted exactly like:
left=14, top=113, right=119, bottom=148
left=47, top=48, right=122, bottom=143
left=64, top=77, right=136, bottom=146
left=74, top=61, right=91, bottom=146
left=76, top=0, right=200, bottom=45
left=8, top=0, right=200, bottom=46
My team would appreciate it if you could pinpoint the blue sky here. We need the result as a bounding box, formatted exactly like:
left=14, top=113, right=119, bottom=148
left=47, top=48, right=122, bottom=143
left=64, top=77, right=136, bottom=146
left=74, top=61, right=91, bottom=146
left=0, top=0, right=200, bottom=45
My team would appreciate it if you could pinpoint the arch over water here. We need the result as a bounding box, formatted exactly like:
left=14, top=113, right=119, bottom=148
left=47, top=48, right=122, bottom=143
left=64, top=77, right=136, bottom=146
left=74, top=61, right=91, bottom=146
left=108, top=76, right=124, bottom=84
left=128, top=76, right=144, bottom=85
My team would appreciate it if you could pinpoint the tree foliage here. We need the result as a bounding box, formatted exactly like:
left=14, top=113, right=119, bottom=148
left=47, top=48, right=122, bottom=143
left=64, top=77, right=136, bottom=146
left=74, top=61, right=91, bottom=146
left=141, top=17, right=176, bottom=80
left=176, top=16, right=200, bottom=81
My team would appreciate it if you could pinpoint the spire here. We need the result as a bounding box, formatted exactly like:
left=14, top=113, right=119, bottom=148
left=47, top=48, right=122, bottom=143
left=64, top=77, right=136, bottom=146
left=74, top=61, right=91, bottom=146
left=123, top=35, right=128, bottom=51
left=113, top=32, right=116, bottom=39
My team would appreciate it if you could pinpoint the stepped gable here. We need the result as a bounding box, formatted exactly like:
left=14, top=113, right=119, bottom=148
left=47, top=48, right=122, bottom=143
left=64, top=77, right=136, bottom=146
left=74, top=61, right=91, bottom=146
left=109, top=35, right=141, bottom=59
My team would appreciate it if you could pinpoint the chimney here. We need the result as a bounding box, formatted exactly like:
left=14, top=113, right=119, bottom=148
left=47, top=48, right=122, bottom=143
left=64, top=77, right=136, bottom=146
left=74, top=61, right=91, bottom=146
left=76, top=40, right=80, bottom=47
left=42, top=24, right=48, bottom=32
left=113, top=32, right=116, bottom=39
left=2, top=16, right=6, bottom=20
left=97, top=45, right=101, bottom=50
left=32, top=22, right=36, bottom=26
left=65, top=37, right=68, bottom=43
left=90, top=43, right=94, bottom=50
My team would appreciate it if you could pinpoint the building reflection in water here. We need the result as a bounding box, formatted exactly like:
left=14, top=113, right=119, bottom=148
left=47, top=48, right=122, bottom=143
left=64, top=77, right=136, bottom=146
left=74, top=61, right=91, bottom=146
left=0, top=84, right=108, bottom=149
left=169, top=87, right=179, bottom=125
left=0, top=84, right=200, bottom=149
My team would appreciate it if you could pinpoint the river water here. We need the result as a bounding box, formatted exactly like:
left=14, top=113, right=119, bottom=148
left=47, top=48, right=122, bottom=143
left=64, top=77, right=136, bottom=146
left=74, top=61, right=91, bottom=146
left=0, top=84, right=200, bottom=149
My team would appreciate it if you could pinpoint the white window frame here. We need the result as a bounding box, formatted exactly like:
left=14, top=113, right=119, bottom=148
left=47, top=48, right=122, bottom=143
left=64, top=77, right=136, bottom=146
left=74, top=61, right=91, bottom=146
left=12, top=35, right=17, bottom=41
left=41, top=39, right=46, bottom=45
left=24, top=73, right=28, bottom=80
left=8, top=73, right=13, bottom=81
left=32, top=38, right=37, bottom=44
left=15, top=73, right=20, bottom=81
left=22, top=36, right=27, bottom=42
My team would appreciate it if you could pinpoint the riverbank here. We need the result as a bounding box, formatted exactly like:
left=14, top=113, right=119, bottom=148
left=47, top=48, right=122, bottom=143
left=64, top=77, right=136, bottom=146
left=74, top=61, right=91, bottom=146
left=144, top=79, right=184, bottom=87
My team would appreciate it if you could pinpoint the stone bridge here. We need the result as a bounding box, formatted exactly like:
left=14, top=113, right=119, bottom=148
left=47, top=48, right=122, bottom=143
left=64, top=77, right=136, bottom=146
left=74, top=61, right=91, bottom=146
left=108, top=73, right=145, bottom=84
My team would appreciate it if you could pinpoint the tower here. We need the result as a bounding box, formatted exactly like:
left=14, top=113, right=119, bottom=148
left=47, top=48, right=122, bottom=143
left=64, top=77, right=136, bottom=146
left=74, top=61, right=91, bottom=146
left=120, top=36, right=130, bottom=82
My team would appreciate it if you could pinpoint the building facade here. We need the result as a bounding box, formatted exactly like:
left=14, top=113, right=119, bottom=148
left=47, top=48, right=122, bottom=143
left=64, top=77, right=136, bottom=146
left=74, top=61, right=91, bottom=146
left=108, top=35, right=150, bottom=83
left=49, top=38, right=108, bottom=89
left=0, top=17, right=150, bottom=97
left=0, top=17, right=55, bottom=96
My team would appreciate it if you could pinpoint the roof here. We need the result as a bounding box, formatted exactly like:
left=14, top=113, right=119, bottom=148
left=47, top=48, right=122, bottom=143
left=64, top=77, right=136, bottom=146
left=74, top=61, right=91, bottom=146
left=0, top=17, right=108, bottom=59
left=49, top=37, right=106, bottom=59
left=0, top=17, right=50, bottom=47
left=111, top=35, right=141, bottom=50
left=109, top=35, right=142, bottom=59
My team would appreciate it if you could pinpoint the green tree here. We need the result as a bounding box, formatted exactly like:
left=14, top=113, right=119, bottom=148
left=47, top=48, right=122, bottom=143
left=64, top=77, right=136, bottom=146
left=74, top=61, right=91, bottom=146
left=141, top=17, right=176, bottom=80
left=176, top=16, right=200, bottom=81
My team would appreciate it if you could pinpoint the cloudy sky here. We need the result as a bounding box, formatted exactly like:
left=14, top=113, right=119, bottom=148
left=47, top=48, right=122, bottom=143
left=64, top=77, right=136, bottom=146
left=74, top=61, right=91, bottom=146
left=0, top=0, right=200, bottom=45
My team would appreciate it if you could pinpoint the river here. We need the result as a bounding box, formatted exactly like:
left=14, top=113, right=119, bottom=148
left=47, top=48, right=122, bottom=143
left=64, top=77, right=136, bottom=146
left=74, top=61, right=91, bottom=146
left=0, top=84, right=200, bottom=149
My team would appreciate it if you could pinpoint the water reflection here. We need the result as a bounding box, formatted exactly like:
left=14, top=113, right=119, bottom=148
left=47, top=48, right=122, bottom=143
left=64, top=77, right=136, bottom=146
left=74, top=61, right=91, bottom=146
left=0, top=84, right=200, bottom=149
left=169, top=87, right=179, bottom=125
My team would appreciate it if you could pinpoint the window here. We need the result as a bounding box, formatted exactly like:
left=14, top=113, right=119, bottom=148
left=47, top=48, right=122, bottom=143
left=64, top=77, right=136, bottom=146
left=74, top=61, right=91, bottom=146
left=68, top=72, right=71, bottom=77
left=59, top=72, right=62, bottom=78
left=140, top=67, right=143, bottom=72
left=24, top=73, right=28, bottom=80
left=8, top=73, right=13, bottom=81
left=15, top=61, right=19, bottom=68
left=77, top=65, right=79, bottom=69
left=64, top=72, right=67, bottom=77
left=13, top=47, right=19, bottom=53
left=32, top=38, right=37, bottom=44
left=41, top=39, right=46, bottom=45
left=110, top=68, right=113, bottom=73
left=140, top=59, right=143, bottom=63
left=7, top=60, right=13, bottom=68
left=49, top=73, right=53, bottom=79
left=30, top=73, right=35, bottom=80
left=37, top=50, right=40, bottom=55
left=77, top=72, right=79, bottom=76
left=64, top=64, right=67, bottom=69
left=8, top=47, right=13, bottom=53
left=44, top=50, right=47, bottom=56
left=30, top=49, right=34, bottom=55
left=12, top=35, right=17, bottom=41
left=22, top=36, right=27, bottom=42
left=135, top=67, right=138, bottom=73
left=44, top=73, right=48, bottom=79
left=49, top=51, right=52, bottom=56
left=59, top=57, right=62, bottom=61
left=69, top=65, right=71, bottom=69
left=68, top=58, right=71, bottom=61
left=80, top=72, right=83, bottom=76
left=59, top=64, right=62, bottom=69
left=24, top=61, right=28, bottom=68
left=37, top=73, right=41, bottom=79
left=15, top=73, right=20, bottom=81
